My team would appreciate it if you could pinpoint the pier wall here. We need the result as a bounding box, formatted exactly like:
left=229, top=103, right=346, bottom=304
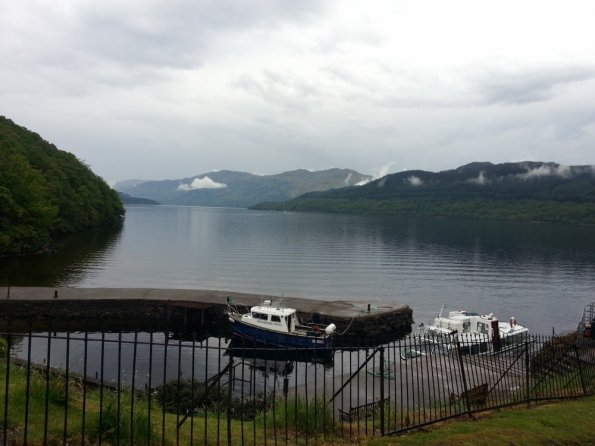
left=0, top=287, right=413, bottom=343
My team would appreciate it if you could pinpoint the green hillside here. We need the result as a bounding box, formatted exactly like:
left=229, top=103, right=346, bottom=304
left=0, top=116, right=124, bottom=255
left=115, top=168, right=372, bottom=208
left=117, top=192, right=159, bottom=205
left=252, top=162, right=595, bottom=224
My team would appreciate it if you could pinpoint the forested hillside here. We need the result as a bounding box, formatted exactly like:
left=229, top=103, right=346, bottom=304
left=0, top=117, right=124, bottom=255
left=117, top=192, right=159, bottom=205
left=252, top=162, right=595, bottom=224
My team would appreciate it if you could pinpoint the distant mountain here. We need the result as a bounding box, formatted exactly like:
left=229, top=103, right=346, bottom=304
left=117, top=192, right=159, bottom=205
left=115, top=169, right=372, bottom=208
left=252, top=162, right=595, bottom=224
left=114, top=179, right=147, bottom=190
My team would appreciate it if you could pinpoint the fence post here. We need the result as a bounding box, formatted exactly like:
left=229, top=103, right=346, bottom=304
left=525, top=340, right=531, bottom=408
left=227, top=354, right=233, bottom=446
left=573, top=344, right=587, bottom=396
left=455, top=339, right=473, bottom=419
left=380, top=346, right=385, bottom=435
left=2, top=321, right=11, bottom=446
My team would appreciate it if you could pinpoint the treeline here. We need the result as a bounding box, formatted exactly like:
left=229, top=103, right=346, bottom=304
left=117, top=192, right=159, bottom=205
left=251, top=198, right=595, bottom=224
left=252, top=161, right=595, bottom=224
left=252, top=197, right=595, bottom=224
left=0, top=116, right=124, bottom=255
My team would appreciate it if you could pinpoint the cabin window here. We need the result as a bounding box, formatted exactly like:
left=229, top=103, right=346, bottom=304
left=463, top=322, right=470, bottom=333
left=477, top=322, right=489, bottom=334
left=271, top=315, right=281, bottom=323
left=252, top=312, right=268, bottom=320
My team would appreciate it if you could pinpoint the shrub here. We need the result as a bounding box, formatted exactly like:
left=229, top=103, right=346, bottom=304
left=155, top=379, right=225, bottom=415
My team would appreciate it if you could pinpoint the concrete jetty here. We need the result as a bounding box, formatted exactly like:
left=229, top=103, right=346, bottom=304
left=0, top=287, right=413, bottom=343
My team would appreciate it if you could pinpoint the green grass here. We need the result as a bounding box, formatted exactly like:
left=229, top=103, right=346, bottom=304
left=258, top=396, right=335, bottom=436
left=359, top=396, right=595, bottom=446
left=0, top=360, right=341, bottom=445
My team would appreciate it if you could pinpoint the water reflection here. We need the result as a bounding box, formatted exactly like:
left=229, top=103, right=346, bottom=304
left=11, top=331, right=338, bottom=399
left=0, top=225, right=122, bottom=286
left=2, top=206, right=595, bottom=332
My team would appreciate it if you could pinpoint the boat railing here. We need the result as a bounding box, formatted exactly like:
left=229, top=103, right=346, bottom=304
left=295, top=321, right=327, bottom=337
left=225, top=296, right=251, bottom=317
left=578, top=302, right=595, bottom=328
left=577, top=302, right=595, bottom=338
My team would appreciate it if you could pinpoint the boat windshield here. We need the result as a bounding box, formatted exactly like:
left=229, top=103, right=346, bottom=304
left=476, top=322, right=489, bottom=334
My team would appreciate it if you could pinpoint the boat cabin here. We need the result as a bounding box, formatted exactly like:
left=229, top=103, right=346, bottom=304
left=434, top=311, right=493, bottom=337
left=241, top=301, right=298, bottom=334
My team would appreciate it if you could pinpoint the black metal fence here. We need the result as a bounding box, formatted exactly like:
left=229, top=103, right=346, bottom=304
left=1, top=327, right=594, bottom=445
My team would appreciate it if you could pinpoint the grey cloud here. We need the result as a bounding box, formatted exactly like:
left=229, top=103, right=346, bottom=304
left=74, top=0, right=326, bottom=70
left=1, top=0, right=327, bottom=95
left=475, top=65, right=595, bottom=105
left=233, top=70, right=322, bottom=111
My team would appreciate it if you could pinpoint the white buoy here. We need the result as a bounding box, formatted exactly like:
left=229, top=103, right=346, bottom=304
left=325, top=323, right=337, bottom=335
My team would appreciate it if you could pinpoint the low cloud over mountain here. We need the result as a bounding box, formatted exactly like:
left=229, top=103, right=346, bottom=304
left=116, top=168, right=371, bottom=208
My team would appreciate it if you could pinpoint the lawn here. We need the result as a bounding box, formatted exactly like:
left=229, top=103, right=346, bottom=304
left=359, top=395, right=595, bottom=446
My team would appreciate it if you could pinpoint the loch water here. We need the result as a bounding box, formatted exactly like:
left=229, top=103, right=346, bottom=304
left=2, top=205, right=595, bottom=333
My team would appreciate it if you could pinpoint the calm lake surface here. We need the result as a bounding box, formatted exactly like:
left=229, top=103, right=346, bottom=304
left=2, top=205, right=595, bottom=333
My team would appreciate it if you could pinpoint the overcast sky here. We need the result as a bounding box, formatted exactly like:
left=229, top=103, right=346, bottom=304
left=2, top=0, right=595, bottom=183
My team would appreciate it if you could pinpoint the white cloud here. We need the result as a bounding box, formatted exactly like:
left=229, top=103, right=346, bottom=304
left=406, top=176, right=423, bottom=186
left=467, top=171, right=490, bottom=185
left=356, top=162, right=394, bottom=185
left=178, top=176, right=227, bottom=191
left=516, top=164, right=572, bottom=180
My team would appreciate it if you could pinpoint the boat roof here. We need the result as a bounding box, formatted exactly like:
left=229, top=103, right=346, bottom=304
left=443, top=311, right=495, bottom=321
left=251, top=304, right=297, bottom=316
left=426, top=326, right=454, bottom=334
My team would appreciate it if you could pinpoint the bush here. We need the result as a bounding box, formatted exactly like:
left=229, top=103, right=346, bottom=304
left=155, top=379, right=225, bottom=415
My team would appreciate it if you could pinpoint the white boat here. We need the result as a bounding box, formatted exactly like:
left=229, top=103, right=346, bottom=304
left=226, top=298, right=336, bottom=349
left=416, top=306, right=530, bottom=355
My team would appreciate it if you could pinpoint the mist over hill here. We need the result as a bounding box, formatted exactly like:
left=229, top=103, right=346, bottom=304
left=252, top=162, right=595, bottom=224
left=115, top=169, right=372, bottom=208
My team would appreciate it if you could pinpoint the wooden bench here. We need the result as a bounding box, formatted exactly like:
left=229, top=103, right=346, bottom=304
left=450, top=383, right=489, bottom=407
left=338, top=398, right=389, bottom=422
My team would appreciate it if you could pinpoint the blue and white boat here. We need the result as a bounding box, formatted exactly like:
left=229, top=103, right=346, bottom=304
left=227, top=299, right=336, bottom=349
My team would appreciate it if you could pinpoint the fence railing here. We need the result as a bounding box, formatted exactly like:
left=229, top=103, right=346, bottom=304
left=1, top=327, right=594, bottom=445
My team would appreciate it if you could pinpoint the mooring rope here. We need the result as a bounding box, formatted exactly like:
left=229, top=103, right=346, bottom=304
left=335, top=315, right=358, bottom=335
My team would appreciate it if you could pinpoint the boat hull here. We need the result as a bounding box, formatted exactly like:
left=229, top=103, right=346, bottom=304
left=227, top=338, right=334, bottom=365
left=230, top=319, right=332, bottom=349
